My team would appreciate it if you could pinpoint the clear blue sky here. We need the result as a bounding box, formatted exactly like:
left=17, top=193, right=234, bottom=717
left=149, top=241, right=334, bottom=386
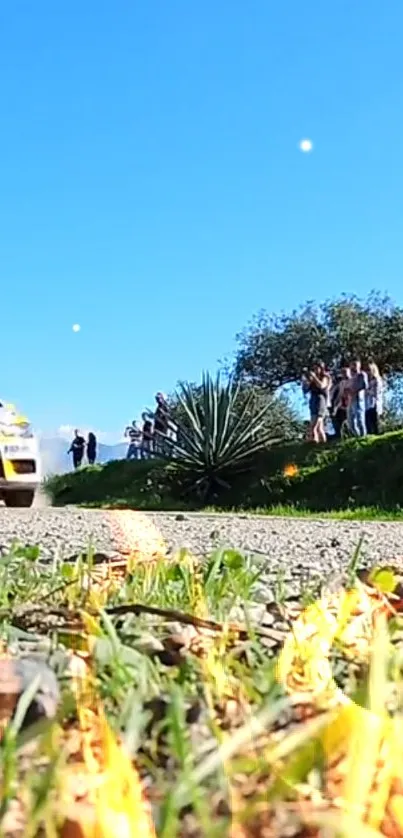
left=2, top=0, right=403, bottom=440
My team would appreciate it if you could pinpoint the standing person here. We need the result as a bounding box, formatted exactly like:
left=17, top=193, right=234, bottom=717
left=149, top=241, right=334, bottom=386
left=87, top=432, right=97, bottom=465
left=140, top=412, right=153, bottom=459
left=67, top=429, right=86, bottom=469
left=301, top=362, right=330, bottom=444
left=331, top=367, right=351, bottom=439
left=124, top=421, right=141, bottom=460
left=153, top=392, right=169, bottom=455
left=329, top=373, right=342, bottom=437
left=301, top=370, right=313, bottom=440
left=366, top=361, right=383, bottom=435
left=348, top=359, right=368, bottom=437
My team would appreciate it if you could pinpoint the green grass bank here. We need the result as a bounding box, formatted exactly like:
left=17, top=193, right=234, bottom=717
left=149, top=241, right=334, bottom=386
left=44, top=430, right=403, bottom=517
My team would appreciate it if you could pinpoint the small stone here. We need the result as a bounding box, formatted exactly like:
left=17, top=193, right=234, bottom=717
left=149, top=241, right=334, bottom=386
left=260, top=637, right=278, bottom=650
left=175, top=514, right=186, bottom=522
left=247, top=604, right=267, bottom=624
left=261, top=628, right=287, bottom=643
left=285, top=595, right=302, bottom=606
left=132, top=634, right=165, bottom=654
left=155, top=649, right=184, bottom=666
left=163, top=634, right=187, bottom=653
left=0, top=656, right=60, bottom=729
left=186, top=701, right=202, bottom=724
left=144, top=697, right=169, bottom=726
left=261, top=612, right=275, bottom=626
left=216, top=798, right=231, bottom=816
left=167, top=622, right=185, bottom=636
left=63, top=653, right=88, bottom=682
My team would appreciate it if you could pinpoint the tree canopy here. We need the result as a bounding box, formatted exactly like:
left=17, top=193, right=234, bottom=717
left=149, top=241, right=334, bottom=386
left=233, top=292, right=403, bottom=391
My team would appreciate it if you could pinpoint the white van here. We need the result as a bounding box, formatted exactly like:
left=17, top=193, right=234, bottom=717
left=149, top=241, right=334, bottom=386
left=0, top=403, right=41, bottom=507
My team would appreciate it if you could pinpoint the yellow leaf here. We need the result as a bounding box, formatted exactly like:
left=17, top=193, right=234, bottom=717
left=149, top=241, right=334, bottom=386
left=81, top=611, right=103, bottom=638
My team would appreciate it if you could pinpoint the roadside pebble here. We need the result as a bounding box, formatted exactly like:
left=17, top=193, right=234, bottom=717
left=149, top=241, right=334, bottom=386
left=1, top=508, right=403, bottom=598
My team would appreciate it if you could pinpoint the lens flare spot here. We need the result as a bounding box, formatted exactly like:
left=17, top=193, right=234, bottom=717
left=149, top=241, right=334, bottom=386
left=283, top=463, right=299, bottom=478
left=299, top=138, right=313, bottom=153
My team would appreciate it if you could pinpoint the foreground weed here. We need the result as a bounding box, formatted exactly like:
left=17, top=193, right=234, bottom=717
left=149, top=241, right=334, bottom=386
left=0, top=680, right=61, bottom=836
left=123, top=547, right=260, bottom=620
left=4, top=536, right=401, bottom=836
left=273, top=565, right=287, bottom=606
left=205, top=504, right=403, bottom=522
left=346, top=535, right=365, bottom=588
left=159, top=685, right=217, bottom=838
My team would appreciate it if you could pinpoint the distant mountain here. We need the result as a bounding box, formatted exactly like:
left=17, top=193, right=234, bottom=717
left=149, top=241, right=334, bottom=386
left=39, top=437, right=127, bottom=476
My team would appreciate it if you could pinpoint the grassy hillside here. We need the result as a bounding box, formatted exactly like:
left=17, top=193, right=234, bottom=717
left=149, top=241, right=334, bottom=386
left=44, top=458, right=183, bottom=510
left=44, top=431, right=403, bottom=514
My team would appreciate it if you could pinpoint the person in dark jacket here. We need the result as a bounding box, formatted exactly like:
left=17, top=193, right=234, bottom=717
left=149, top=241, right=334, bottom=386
left=141, top=412, right=153, bottom=459
left=153, top=392, right=169, bottom=455
left=301, top=362, right=330, bottom=444
left=68, top=430, right=86, bottom=469
left=87, top=432, right=97, bottom=465
left=330, top=367, right=351, bottom=439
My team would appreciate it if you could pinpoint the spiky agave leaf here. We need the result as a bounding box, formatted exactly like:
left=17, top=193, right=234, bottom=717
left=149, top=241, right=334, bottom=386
left=170, top=372, right=280, bottom=499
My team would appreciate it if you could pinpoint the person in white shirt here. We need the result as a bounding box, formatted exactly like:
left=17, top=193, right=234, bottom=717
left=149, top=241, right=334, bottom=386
left=348, top=359, right=368, bottom=437
left=124, top=421, right=141, bottom=459
left=365, top=361, right=383, bottom=435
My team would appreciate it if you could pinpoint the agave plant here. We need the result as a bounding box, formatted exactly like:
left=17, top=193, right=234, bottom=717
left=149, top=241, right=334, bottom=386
left=169, top=373, right=279, bottom=501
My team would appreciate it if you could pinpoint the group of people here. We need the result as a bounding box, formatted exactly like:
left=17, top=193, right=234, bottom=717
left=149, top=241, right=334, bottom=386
left=302, top=358, right=384, bottom=444
left=67, top=393, right=177, bottom=470
left=68, top=430, right=97, bottom=469
left=68, top=365, right=383, bottom=468
left=124, top=392, right=177, bottom=460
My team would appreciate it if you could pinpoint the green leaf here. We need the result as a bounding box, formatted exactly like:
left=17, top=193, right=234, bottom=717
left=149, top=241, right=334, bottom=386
left=268, top=739, right=323, bottom=802
left=368, top=566, right=397, bottom=594
left=60, top=563, right=75, bottom=580
left=94, top=636, right=144, bottom=668
left=13, top=544, right=40, bottom=561
left=11, top=674, right=41, bottom=735
left=167, top=685, right=188, bottom=768
left=222, top=549, right=244, bottom=570
left=203, top=550, right=225, bottom=586
left=57, top=630, right=88, bottom=652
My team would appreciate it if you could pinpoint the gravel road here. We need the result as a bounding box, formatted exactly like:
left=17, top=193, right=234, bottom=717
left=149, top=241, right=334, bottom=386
left=1, top=508, right=403, bottom=592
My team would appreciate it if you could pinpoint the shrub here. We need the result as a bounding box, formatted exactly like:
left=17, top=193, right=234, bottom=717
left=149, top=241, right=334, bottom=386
left=170, top=373, right=280, bottom=502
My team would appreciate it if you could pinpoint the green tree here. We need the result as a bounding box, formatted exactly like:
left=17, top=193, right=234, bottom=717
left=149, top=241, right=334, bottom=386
left=234, top=292, right=403, bottom=391
left=382, top=376, right=403, bottom=431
